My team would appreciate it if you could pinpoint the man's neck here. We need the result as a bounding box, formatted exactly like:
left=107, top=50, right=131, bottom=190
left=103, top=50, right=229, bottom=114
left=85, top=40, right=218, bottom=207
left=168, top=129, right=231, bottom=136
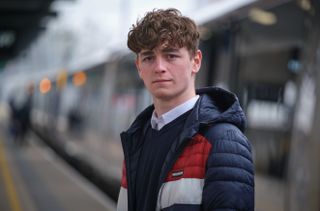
left=153, top=93, right=196, bottom=117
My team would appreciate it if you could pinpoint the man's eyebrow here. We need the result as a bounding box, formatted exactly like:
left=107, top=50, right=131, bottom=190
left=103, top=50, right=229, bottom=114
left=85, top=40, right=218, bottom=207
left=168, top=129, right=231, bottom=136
left=139, top=50, right=154, bottom=57
left=161, top=48, right=180, bottom=53
left=139, top=48, right=180, bottom=57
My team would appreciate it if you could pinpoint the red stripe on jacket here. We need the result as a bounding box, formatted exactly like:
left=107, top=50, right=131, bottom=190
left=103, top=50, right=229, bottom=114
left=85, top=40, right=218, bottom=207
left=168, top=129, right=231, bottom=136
left=165, top=134, right=212, bottom=182
left=121, top=161, right=128, bottom=188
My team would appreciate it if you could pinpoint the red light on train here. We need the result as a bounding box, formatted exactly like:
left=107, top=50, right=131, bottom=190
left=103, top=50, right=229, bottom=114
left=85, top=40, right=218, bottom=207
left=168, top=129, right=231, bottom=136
left=73, top=71, right=87, bottom=87
left=39, top=78, right=51, bottom=94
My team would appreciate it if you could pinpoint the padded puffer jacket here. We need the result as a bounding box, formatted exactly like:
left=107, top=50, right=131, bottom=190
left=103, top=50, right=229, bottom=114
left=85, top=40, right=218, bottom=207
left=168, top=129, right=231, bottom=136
left=117, top=87, right=254, bottom=211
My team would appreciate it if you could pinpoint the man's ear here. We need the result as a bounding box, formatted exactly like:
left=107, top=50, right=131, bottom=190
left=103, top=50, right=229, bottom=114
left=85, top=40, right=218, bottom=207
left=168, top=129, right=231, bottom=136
left=192, top=50, right=202, bottom=74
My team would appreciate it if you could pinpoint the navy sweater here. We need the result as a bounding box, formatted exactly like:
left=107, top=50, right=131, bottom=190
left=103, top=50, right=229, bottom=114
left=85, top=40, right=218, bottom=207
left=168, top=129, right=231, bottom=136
left=135, top=111, right=191, bottom=211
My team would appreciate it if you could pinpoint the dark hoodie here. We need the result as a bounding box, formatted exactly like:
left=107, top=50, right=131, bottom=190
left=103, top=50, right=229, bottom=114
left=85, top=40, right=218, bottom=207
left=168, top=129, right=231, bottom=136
left=117, top=87, right=254, bottom=211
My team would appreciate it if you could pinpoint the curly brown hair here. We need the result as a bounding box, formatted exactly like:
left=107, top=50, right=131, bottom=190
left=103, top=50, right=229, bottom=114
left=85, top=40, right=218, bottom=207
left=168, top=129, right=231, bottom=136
left=127, top=8, right=200, bottom=56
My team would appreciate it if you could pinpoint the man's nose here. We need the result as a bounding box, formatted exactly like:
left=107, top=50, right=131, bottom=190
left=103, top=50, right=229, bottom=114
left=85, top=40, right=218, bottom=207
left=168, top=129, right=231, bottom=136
left=154, top=57, right=166, bottom=73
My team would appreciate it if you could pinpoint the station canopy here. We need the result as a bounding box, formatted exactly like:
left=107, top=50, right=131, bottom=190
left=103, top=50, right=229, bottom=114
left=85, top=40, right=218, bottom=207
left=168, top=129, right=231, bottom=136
left=0, top=0, right=67, bottom=65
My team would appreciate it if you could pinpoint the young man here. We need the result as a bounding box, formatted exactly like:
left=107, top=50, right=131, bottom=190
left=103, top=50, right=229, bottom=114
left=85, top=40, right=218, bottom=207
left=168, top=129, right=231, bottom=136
left=117, top=8, right=254, bottom=211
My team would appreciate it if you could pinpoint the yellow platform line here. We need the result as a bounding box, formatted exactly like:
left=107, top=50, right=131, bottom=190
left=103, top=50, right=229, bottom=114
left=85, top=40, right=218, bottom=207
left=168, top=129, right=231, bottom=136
left=0, top=139, right=22, bottom=211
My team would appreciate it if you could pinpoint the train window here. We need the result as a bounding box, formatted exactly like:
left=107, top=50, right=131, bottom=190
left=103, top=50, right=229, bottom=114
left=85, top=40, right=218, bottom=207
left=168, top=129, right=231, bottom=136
left=105, top=56, right=150, bottom=139
left=199, top=31, right=233, bottom=88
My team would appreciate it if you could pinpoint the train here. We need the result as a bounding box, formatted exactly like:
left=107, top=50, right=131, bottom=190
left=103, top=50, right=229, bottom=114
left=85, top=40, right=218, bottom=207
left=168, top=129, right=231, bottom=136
left=1, top=0, right=320, bottom=210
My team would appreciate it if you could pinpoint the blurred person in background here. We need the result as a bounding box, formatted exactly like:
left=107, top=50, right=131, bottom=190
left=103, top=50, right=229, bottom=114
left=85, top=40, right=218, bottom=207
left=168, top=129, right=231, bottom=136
left=117, top=8, right=254, bottom=211
left=17, top=83, right=34, bottom=145
left=10, top=83, right=34, bottom=146
left=8, top=93, right=20, bottom=142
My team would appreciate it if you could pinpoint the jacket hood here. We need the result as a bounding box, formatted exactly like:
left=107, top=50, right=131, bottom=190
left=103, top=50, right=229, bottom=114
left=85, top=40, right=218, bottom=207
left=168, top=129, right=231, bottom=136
left=124, top=86, right=246, bottom=134
left=194, top=86, right=246, bottom=132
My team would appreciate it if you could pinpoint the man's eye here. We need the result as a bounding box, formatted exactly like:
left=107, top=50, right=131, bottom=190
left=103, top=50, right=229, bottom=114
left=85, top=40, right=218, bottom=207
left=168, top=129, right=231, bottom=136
left=167, top=54, right=178, bottom=59
left=142, top=57, right=153, bottom=62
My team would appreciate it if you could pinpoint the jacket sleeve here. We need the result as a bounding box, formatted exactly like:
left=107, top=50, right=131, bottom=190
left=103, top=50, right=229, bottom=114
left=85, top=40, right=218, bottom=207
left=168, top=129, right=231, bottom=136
left=202, top=123, right=254, bottom=211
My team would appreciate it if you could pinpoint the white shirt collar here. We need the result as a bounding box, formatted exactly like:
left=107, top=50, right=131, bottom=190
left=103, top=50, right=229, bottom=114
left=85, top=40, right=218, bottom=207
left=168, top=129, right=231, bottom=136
left=151, top=95, right=199, bottom=130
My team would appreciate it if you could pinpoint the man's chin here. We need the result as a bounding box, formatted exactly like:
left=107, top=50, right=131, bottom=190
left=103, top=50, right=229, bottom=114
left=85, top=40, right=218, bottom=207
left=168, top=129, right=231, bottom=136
left=152, top=91, right=174, bottom=101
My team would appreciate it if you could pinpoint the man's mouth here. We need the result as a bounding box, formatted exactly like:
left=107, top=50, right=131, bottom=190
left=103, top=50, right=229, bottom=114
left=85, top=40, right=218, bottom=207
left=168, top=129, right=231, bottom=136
left=152, top=79, right=171, bottom=84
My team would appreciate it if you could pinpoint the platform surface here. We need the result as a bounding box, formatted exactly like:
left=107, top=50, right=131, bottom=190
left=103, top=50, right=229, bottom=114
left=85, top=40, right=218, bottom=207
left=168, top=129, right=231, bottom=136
left=0, top=130, right=116, bottom=211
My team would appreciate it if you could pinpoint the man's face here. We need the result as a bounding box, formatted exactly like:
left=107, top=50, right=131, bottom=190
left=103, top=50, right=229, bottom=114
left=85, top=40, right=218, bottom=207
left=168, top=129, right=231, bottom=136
left=136, top=45, right=202, bottom=105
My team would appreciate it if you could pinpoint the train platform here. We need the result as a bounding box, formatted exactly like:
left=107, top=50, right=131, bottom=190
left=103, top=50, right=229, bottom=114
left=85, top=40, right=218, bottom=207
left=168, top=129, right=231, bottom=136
left=0, top=129, right=116, bottom=211
left=255, top=173, right=285, bottom=211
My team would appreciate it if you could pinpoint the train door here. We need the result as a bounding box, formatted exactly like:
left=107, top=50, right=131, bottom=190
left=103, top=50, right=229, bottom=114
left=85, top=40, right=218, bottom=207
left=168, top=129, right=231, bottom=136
left=231, top=1, right=319, bottom=210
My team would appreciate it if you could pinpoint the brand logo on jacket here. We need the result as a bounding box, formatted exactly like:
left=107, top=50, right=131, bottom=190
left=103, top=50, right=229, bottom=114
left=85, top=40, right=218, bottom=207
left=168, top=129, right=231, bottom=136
left=171, top=170, right=184, bottom=177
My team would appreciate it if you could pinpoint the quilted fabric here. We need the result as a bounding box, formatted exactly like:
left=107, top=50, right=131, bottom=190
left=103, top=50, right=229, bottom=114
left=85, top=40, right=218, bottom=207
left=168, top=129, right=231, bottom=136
left=118, top=86, right=254, bottom=211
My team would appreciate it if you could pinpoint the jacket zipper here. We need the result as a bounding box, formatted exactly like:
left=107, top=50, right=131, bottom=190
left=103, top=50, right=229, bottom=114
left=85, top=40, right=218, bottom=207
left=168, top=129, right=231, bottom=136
left=156, top=136, right=192, bottom=210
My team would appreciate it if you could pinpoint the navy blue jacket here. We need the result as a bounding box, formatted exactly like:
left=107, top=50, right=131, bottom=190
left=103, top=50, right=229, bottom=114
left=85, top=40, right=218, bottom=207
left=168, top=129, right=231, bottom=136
left=117, top=87, right=254, bottom=211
